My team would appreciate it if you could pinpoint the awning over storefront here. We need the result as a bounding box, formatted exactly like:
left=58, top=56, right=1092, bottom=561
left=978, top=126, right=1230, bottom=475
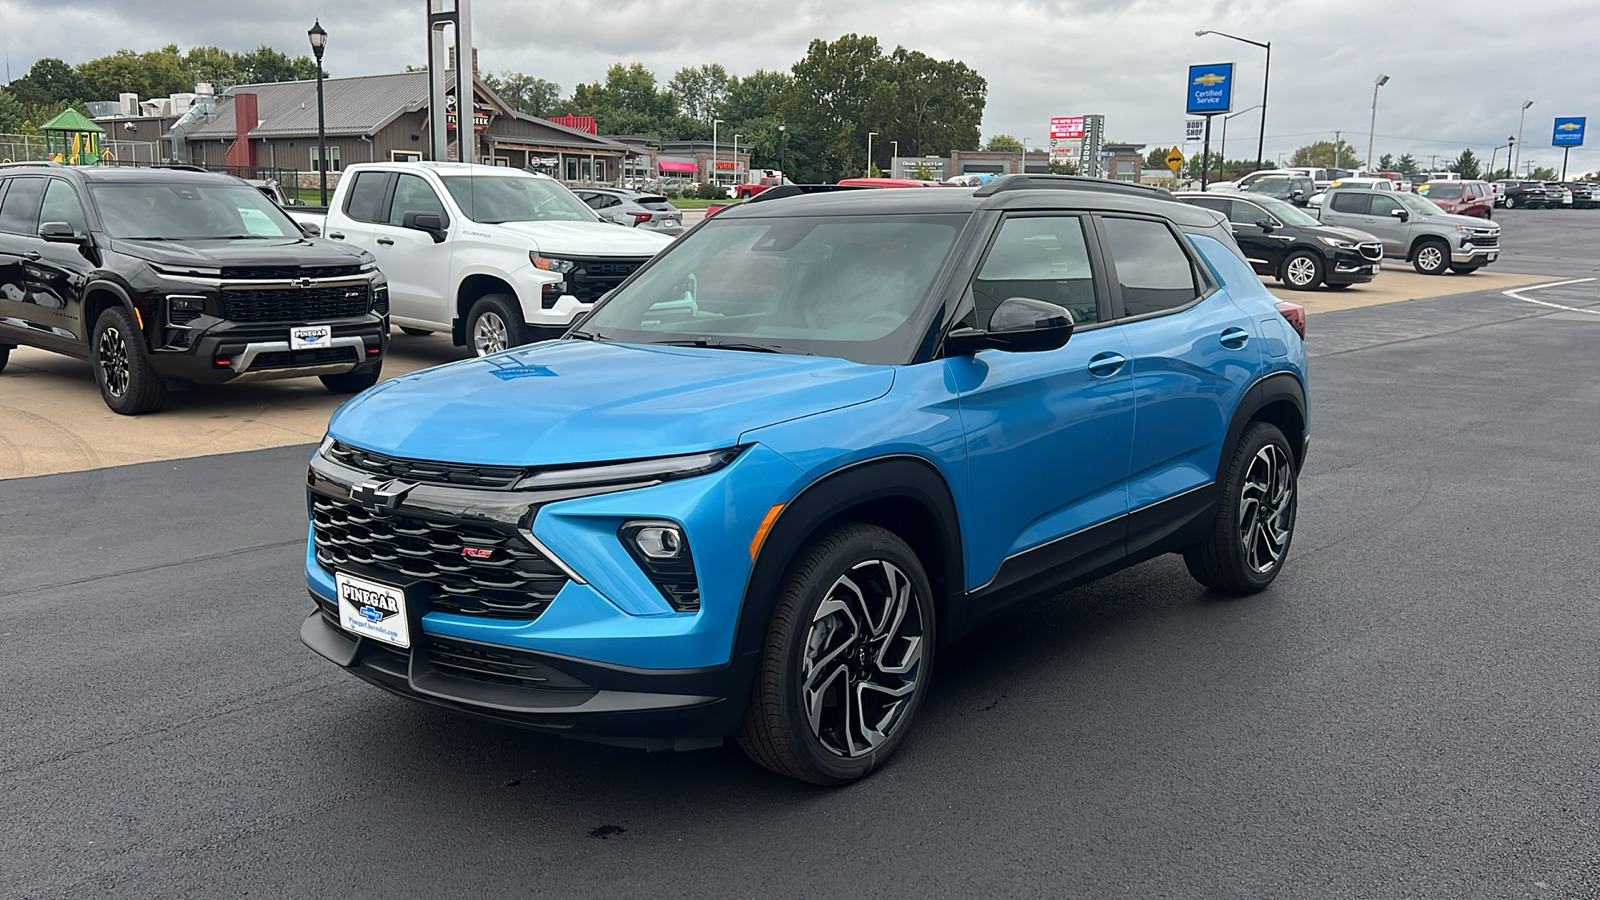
left=659, top=160, right=698, bottom=173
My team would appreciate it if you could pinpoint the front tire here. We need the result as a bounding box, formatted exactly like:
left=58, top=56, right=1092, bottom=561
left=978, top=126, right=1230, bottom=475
left=1184, top=422, right=1298, bottom=594
left=736, top=523, right=935, bottom=785
left=466, top=294, right=525, bottom=357
left=320, top=364, right=382, bottom=394
left=1280, top=250, right=1324, bottom=290
left=1449, top=264, right=1482, bottom=275
left=1505, top=196, right=1517, bottom=209
left=92, top=307, right=164, bottom=415
left=1412, top=239, right=1450, bottom=275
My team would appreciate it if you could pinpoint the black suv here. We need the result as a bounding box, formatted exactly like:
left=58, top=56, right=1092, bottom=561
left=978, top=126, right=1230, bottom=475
left=0, top=163, right=388, bottom=414
left=1494, top=180, right=1550, bottom=209
left=1178, top=192, right=1383, bottom=290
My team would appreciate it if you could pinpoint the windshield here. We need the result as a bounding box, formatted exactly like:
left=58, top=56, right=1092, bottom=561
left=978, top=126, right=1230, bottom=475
left=1250, top=195, right=1322, bottom=228
left=439, top=174, right=597, bottom=224
left=575, top=214, right=963, bottom=365
left=1417, top=183, right=1464, bottom=200
left=1396, top=192, right=1445, bottom=216
left=1241, top=175, right=1291, bottom=194
left=90, top=183, right=303, bottom=240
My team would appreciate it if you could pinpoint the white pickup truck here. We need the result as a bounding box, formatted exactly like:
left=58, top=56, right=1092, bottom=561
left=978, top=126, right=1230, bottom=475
left=302, top=162, right=675, bottom=355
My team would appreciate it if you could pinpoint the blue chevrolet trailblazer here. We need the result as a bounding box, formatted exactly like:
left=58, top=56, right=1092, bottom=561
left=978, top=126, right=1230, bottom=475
left=301, top=176, right=1309, bottom=784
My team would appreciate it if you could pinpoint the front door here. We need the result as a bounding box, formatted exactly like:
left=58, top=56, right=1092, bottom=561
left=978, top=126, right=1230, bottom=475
left=29, top=178, right=94, bottom=345
left=1362, top=193, right=1412, bottom=256
left=951, top=213, right=1135, bottom=594
left=371, top=172, right=453, bottom=327
left=1225, top=197, right=1295, bottom=277
left=0, top=176, right=77, bottom=354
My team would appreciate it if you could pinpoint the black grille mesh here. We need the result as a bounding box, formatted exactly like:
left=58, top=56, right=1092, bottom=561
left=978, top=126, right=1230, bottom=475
left=222, top=265, right=365, bottom=280
left=251, top=347, right=359, bottom=369
left=568, top=256, right=651, bottom=304
left=221, top=286, right=370, bottom=323
left=327, top=442, right=526, bottom=489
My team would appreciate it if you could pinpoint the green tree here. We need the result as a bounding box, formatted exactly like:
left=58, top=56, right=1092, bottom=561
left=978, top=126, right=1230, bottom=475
left=180, top=45, right=245, bottom=88
left=76, top=46, right=189, bottom=101
left=1395, top=153, right=1419, bottom=175
left=483, top=72, right=562, bottom=117
left=1290, top=139, right=1359, bottom=168
left=912, top=161, right=934, bottom=180
left=1452, top=148, right=1481, bottom=180
left=720, top=69, right=790, bottom=123
left=1145, top=147, right=1171, bottom=169
left=1047, top=158, right=1078, bottom=175
left=869, top=46, right=984, bottom=163
left=779, top=34, right=886, bottom=181
left=1378, top=152, right=1396, bottom=171
left=667, top=64, right=729, bottom=122
left=0, top=88, right=25, bottom=132
left=567, top=62, right=677, bottom=135
left=8, top=57, right=84, bottom=107
left=236, top=45, right=318, bottom=83
left=1528, top=165, right=1557, bottom=180
left=984, top=134, right=1024, bottom=152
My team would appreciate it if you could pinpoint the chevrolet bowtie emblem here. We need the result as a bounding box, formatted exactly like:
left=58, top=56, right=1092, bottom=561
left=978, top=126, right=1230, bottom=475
left=350, top=479, right=415, bottom=516
left=1194, top=73, right=1227, bottom=86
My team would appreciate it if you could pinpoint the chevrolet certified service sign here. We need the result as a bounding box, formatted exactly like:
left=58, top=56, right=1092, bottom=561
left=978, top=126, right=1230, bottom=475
left=1553, top=117, right=1586, bottom=147
left=1187, top=62, right=1235, bottom=115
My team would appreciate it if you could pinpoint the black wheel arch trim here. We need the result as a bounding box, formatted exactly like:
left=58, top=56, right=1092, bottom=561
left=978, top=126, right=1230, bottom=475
left=83, top=278, right=145, bottom=347
left=734, top=454, right=964, bottom=661
left=1222, top=371, right=1309, bottom=475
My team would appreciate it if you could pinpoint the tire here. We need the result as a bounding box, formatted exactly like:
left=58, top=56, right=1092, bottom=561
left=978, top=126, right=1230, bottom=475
left=321, top=363, right=382, bottom=394
left=0, top=344, right=10, bottom=374
left=1280, top=250, right=1324, bottom=290
left=1325, top=283, right=1351, bottom=290
left=1183, top=422, right=1298, bottom=594
left=92, top=306, right=164, bottom=415
left=1449, top=265, right=1482, bottom=275
left=398, top=327, right=433, bottom=337
left=735, top=523, right=935, bottom=785
left=465, top=294, right=525, bottom=357
left=1505, top=196, right=1517, bottom=209
left=1412, top=239, right=1450, bottom=276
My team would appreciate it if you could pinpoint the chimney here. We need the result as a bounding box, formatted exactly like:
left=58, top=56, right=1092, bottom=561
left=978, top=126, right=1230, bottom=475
left=225, top=92, right=258, bottom=169
left=446, top=47, right=479, bottom=77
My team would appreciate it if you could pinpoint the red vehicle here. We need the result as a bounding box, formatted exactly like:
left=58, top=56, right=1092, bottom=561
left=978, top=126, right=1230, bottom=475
left=1414, top=180, right=1494, bottom=218
left=734, top=174, right=788, bottom=199
left=1370, top=171, right=1410, bottom=192
left=835, top=177, right=946, bottom=188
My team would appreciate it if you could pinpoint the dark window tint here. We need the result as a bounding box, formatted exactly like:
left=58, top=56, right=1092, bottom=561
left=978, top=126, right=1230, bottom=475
left=1101, top=216, right=1199, bottom=318
left=0, top=177, right=47, bottom=234
left=1228, top=200, right=1274, bottom=225
left=1186, top=196, right=1231, bottom=217
left=387, top=173, right=447, bottom=227
left=40, top=179, right=88, bottom=236
left=1329, top=192, right=1370, bottom=214
left=342, top=172, right=391, bottom=223
left=1369, top=194, right=1404, bottom=217
left=973, top=216, right=1098, bottom=328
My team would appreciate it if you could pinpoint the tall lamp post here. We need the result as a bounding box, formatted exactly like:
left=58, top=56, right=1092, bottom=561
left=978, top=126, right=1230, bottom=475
left=307, top=20, right=329, bottom=206
left=1196, top=29, right=1270, bottom=171
left=1366, top=74, right=1389, bottom=170
left=732, top=133, right=741, bottom=183
left=1219, top=105, right=1262, bottom=177
left=866, top=131, right=878, bottom=177
left=1514, top=100, right=1533, bottom=175
left=891, top=139, right=899, bottom=177
left=711, top=118, right=723, bottom=189
left=778, top=124, right=788, bottom=176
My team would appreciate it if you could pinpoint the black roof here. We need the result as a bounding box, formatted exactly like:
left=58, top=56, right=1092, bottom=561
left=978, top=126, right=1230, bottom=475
left=0, top=163, right=246, bottom=185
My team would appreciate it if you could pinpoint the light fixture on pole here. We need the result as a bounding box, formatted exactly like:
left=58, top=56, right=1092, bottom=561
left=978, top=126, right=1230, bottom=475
left=711, top=118, right=723, bottom=187
left=1196, top=29, right=1270, bottom=171
left=1365, top=73, right=1390, bottom=170
left=866, top=131, right=878, bottom=177
left=778, top=123, right=787, bottom=175
left=307, top=19, right=329, bottom=206
left=1515, top=100, right=1532, bottom=175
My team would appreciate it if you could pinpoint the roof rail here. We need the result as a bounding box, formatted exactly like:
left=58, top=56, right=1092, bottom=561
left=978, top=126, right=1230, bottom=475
left=0, top=161, right=67, bottom=170
left=973, top=174, right=1176, bottom=201
left=150, top=163, right=207, bottom=172
left=747, top=184, right=875, bottom=203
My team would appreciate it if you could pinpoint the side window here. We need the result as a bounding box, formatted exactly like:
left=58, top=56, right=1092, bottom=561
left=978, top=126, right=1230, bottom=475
left=342, top=172, right=391, bottom=224
left=971, top=215, right=1099, bottom=329
left=1294, top=177, right=1315, bottom=196
left=1187, top=196, right=1231, bottom=217
left=1100, top=216, right=1200, bottom=318
left=0, top=177, right=47, bottom=235
left=1229, top=200, right=1273, bottom=226
left=1369, top=195, right=1404, bottom=217
left=387, top=174, right=448, bottom=227
left=1329, top=192, right=1370, bottom=215
left=39, top=179, right=89, bottom=236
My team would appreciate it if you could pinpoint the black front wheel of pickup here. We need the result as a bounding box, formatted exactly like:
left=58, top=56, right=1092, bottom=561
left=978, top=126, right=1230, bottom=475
left=92, top=307, right=164, bottom=415
left=321, top=363, right=382, bottom=394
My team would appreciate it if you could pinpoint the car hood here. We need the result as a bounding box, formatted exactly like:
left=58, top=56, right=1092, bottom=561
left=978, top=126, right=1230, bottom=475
left=491, top=220, right=676, bottom=257
left=328, top=340, right=895, bottom=466
left=1430, top=211, right=1498, bottom=230
left=1319, top=224, right=1381, bottom=243
left=108, top=236, right=370, bottom=268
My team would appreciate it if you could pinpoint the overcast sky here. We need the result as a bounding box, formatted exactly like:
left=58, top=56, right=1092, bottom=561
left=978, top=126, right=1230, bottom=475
left=3, top=0, right=1596, bottom=172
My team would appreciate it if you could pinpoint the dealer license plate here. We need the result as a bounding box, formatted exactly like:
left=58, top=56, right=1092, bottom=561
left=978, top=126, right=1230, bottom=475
left=336, top=571, right=411, bottom=648
left=290, top=324, right=332, bottom=350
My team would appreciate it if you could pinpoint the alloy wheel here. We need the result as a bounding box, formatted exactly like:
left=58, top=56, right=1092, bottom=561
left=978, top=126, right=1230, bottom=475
left=1238, top=443, right=1295, bottom=574
left=1285, top=256, right=1317, bottom=286
left=97, top=325, right=130, bottom=398
left=1417, top=245, right=1445, bottom=273
left=800, top=560, right=925, bottom=758
left=473, top=312, right=509, bottom=356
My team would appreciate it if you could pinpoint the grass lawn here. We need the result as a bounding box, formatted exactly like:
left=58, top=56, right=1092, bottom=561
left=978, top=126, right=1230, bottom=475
left=668, top=198, right=726, bottom=209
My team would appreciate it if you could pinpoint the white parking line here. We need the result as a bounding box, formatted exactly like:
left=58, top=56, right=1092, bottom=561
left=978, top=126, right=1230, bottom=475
left=1502, top=277, right=1600, bottom=316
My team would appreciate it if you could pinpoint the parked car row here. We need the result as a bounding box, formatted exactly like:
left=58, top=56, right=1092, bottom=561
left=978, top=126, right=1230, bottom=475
left=1493, top=180, right=1599, bottom=209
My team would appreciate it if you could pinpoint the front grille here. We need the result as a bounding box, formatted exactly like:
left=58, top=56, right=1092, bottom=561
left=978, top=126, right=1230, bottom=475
left=567, top=256, right=651, bottom=304
left=311, top=494, right=563, bottom=620
left=422, top=637, right=589, bottom=690
left=1357, top=243, right=1383, bottom=261
left=221, top=286, right=371, bottom=323
left=222, top=265, right=365, bottom=280
left=1468, top=233, right=1498, bottom=247
left=252, top=347, right=358, bottom=369
left=327, top=441, right=527, bottom=489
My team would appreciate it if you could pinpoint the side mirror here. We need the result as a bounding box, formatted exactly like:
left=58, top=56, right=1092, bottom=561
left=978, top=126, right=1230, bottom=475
left=1256, top=218, right=1276, bottom=231
left=298, top=221, right=322, bottom=238
left=402, top=211, right=447, bottom=242
left=286, top=198, right=307, bottom=207
left=39, top=221, right=86, bottom=244
left=946, top=297, right=1075, bottom=355
left=1290, top=189, right=1305, bottom=198
left=1389, top=208, right=1410, bottom=221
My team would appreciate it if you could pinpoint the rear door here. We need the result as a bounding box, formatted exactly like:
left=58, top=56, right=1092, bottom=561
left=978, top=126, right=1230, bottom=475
left=1225, top=198, right=1294, bottom=276
left=371, top=172, right=453, bottom=327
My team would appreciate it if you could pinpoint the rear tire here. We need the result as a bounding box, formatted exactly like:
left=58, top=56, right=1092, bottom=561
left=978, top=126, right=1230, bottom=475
left=1412, top=239, right=1450, bottom=276
left=320, top=364, right=382, bottom=394
left=398, top=327, right=432, bottom=337
left=1184, top=422, right=1298, bottom=594
left=735, top=523, right=935, bottom=785
left=1280, top=250, right=1324, bottom=290
left=1505, top=196, right=1517, bottom=209
left=466, top=294, right=525, bottom=357
left=92, top=307, right=165, bottom=415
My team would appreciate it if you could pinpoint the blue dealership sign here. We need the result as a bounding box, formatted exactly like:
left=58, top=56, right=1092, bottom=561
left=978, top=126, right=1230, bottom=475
left=1187, top=62, right=1235, bottom=115
left=1553, top=117, right=1586, bottom=147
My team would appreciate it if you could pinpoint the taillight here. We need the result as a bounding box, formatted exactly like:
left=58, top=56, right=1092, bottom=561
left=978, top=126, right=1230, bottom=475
left=627, top=211, right=653, bottom=225
left=1276, top=301, right=1306, bottom=340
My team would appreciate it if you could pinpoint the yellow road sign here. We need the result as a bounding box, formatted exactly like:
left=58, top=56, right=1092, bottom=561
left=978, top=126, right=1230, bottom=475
left=1165, top=147, right=1185, bottom=173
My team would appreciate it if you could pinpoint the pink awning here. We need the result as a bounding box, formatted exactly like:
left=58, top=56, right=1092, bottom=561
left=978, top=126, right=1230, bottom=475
left=658, top=161, right=698, bottom=173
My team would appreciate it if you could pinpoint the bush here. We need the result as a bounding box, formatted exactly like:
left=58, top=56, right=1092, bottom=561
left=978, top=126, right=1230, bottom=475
left=662, top=189, right=680, bottom=200
left=696, top=182, right=728, bottom=200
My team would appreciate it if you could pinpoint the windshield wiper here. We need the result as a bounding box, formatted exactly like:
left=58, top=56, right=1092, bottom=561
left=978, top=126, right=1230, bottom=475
left=660, top=338, right=786, bottom=354
left=567, top=330, right=602, bottom=340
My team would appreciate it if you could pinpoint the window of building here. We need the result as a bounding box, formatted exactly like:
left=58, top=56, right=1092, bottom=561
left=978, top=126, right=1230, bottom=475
left=971, top=215, right=1099, bottom=328
left=311, top=145, right=341, bottom=172
left=390, top=150, right=423, bottom=163
left=1100, top=216, right=1200, bottom=318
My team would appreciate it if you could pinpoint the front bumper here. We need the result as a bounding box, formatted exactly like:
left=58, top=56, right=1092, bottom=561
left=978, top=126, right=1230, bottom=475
left=150, top=314, right=388, bottom=384
left=1453, top=238, right=1500, bottom=265
left=1325, top=247, right=1381, bottom=284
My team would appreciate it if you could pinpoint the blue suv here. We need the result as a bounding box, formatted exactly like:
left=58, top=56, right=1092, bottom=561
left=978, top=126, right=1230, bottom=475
left=301, top=176, right=1309, bottom=784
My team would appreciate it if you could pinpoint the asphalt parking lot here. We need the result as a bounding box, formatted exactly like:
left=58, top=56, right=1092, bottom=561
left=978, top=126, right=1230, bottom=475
left=3, top=208, right=1600, bottom=898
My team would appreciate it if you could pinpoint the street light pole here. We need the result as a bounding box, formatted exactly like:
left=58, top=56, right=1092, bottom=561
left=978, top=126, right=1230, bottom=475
left=1367, top=74, right=1389, bottom=170
left=307, top=20, right=328, bottom=206
left=732, top=133, right=741, bottom=183
left=1196, top=29, right=1270, bottom=171
left=866, top=131, right=878, bottom=177
left=711, top=118, right=723, bottom=188
left=778, top=124, right=787, bottom=176
left=891, top=139, right=899, bottom=176
left=1218, top=104, right=1262, bottom=178
left=1514, top=100, right=1532, bottom=175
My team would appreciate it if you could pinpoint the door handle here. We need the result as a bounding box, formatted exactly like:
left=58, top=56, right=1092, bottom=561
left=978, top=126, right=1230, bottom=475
left=375, top=237, right=395, bottom=246
left=1087, top=351, right=1126, bottom=377
left=1220, top=327, right=1251, bottom=349
left=24, top=251, right=41, bottom=260
left=327, top=232, right=345, bottom=240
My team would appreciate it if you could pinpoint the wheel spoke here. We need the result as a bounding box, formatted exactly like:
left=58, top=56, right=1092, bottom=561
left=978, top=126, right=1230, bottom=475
left=854, top=680, right=916, bottom=750
left=803, top=663, right=849, bottom=737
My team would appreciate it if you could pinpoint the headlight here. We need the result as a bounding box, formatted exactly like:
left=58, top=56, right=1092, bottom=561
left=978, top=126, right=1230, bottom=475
left=150, top=263, right=223, bottom=278
left=531, top=255, right=577, bottom=273
left=516, top=447, right=745, bottom=490
left=1317, top=237, right=1356, bottom=248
